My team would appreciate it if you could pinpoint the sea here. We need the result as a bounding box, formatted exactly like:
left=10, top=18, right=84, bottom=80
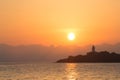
left=0, top=63, right=120, bottom=80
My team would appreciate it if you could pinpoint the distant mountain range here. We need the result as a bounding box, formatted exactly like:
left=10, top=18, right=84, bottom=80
left=0, top=43, right=120, bottom=62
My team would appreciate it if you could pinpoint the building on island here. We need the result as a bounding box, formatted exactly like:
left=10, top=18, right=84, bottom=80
left=87, top=45, right=98, bottom=55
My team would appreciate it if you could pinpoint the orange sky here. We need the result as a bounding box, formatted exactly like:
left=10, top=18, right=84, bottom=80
left=0, top=0, right=120, bottom=46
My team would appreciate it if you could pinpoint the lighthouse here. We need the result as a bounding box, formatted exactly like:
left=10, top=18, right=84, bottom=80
left=92, top=45, right=96, bottom=53
left=86, top=45, right=97, bottom=55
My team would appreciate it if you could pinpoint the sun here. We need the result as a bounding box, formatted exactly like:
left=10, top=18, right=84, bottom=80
left=68, top=32, right=75, bottom=41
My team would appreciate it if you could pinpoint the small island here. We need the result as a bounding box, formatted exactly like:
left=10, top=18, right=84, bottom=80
left=56, top=45, right=120, bottom=63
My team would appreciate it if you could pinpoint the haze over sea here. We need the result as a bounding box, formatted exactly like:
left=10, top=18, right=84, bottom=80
left=0, top=63, right=120, bottom=80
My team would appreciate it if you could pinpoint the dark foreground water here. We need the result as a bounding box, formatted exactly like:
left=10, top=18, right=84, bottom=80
left=0, top=63, right=120, bottom=80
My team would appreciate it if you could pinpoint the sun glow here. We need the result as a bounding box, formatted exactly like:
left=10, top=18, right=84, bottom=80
left=68, top=32, right=75, bottom=41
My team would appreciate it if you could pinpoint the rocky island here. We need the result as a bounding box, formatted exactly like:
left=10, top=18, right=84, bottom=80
left=56, top=46, right=120, bottom=63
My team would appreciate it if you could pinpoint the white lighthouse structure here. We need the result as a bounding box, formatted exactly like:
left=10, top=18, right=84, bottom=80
left=92, top=45, right=96, bottom=53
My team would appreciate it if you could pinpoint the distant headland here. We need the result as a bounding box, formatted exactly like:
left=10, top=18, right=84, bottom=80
left=56, top=45, right=120, bottom=63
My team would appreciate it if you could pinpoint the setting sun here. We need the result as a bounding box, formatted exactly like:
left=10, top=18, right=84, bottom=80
left=68, top=32, right=75, bottom=41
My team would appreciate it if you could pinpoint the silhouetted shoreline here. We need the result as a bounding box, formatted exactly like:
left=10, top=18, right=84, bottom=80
left=56, top=46, right=120, bottom=63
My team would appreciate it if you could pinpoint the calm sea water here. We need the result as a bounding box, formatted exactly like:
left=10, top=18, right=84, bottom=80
left=0, top=63, right=120, bottom=80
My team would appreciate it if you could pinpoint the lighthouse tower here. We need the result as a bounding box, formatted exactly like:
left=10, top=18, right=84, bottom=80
left=92, top=45, right=96, bottom=53
left=86, top=45, right=97, bottom=55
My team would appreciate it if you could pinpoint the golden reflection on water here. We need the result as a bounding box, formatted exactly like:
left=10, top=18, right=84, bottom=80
left=65, top=63, right=78, bottom=80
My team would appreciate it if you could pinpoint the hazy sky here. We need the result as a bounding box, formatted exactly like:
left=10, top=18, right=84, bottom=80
left=0, top=0, right=120, bottom=46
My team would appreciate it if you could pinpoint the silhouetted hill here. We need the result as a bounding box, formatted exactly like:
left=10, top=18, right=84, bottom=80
left=56, top=46, right=120, bottom=63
